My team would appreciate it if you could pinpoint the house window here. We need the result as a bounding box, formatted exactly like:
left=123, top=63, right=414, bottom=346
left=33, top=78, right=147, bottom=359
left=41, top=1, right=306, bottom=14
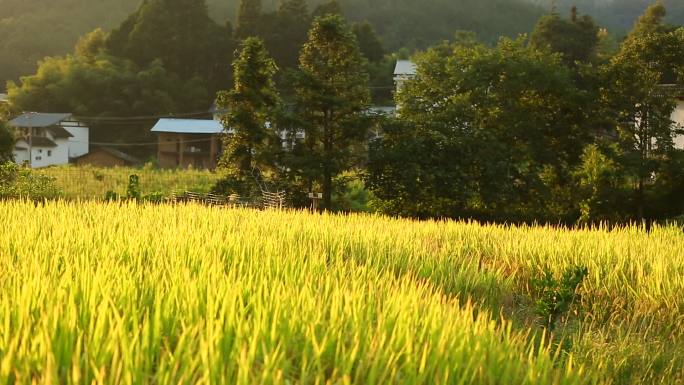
left=35, top=156, right=42, bottom=161
left=47, top=150, right=52, bottom=157
left=38, top=149, right=43, bottom=153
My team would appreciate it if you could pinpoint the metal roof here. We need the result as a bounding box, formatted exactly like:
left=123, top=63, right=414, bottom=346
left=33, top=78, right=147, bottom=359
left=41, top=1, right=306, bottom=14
left=394, top=60, right=417, bottom=76
left=9, top=113, right=72, bottom=128
left=151, top=118, right=224, bottom=134
left=369, top=106, right=396, bottom=116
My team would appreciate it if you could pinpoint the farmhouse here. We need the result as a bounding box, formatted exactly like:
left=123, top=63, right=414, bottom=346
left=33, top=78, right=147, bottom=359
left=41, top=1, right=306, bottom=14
left=151, top=118, right=228, bottom=169
left=9, top=113, right=90, bottom=168
left=75, top=146, right=141, bottom=167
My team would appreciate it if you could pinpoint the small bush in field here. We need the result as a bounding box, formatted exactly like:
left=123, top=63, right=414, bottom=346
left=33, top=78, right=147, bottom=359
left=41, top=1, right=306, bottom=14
left=532, top=265, right=589, bottom=331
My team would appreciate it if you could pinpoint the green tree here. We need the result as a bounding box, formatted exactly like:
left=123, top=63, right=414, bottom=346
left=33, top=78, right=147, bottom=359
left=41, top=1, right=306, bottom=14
left=75, top=29, right=108, bottom=60
left=573, top=144, right=631, bottom=224
left=530, top=7, right=600, bottom=66
left=216, top=37, right=281, bottom=194
left=235, top=0, right=263, bottom=39
left=369, top=37, right=592, bottom=222
left=629, top=0, right=668, bottom=37
left=293, top=15, right=371, bottom=210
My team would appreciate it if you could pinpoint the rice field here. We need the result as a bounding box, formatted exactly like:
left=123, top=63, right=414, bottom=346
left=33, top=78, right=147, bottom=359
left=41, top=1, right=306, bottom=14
left=0, top=201, right=683, bottom=384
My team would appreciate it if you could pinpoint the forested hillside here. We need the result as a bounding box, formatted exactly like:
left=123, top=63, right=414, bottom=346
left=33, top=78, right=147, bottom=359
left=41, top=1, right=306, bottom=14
left=1, top=0, right=544, bottom=86
left=527, top=0, right=684, bottom=31
left=3, top=0, right=684, bottom=88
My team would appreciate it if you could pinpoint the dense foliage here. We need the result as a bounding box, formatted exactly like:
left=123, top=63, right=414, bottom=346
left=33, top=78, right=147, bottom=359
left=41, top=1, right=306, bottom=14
left=367, top=4, right=684, bottom=224
left=0, top=161, right=60, bottom=199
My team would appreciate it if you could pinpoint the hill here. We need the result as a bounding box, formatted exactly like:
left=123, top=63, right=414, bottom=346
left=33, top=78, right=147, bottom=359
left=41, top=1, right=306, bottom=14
left=526, top=0, right=684, bottom=32
left=2, top=0, right=684, bottom=88
left=0, top=0, right=544, bottom=87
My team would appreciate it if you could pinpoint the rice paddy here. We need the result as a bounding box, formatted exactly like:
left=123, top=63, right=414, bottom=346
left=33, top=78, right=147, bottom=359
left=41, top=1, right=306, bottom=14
left=0, top=201, right=682, bottom=384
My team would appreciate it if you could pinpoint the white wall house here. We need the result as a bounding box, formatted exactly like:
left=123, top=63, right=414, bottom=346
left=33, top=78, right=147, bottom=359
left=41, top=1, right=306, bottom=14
left=9, top=113, right=90, bottom=168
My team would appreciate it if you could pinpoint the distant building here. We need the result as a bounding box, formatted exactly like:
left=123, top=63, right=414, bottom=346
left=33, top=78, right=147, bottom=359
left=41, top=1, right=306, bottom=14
left=9, top=113, right=89, bottom=168
left=393, top=60, right=417, bottom=94
left=151, top=118, right=227, bottom=169
left=75, top=146, right=141, bottom=168
left=656, top=85, right=684, bottom=150
left=0, top=93, right=8, bottom=104
left=665, top=87, right=684, bottom=150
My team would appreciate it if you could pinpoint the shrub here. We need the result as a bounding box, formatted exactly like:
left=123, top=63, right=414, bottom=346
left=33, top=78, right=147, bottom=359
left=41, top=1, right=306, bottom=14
left=0, top=162, right=60, bottom=200
left=531, top=264, right=588, bottom=331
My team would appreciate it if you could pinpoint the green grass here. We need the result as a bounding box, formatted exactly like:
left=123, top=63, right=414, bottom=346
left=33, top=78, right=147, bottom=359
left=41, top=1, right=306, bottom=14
left=0, top=201, right=683, bottom=384
left=38, top=165, right=222, bottom=199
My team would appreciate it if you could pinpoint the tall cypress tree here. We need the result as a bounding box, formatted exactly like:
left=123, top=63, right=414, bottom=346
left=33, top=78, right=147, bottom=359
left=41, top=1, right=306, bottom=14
left=235, top=0, right=263, bottom=39
left=293, top=15, right=371, bottom=210
left=217, top=37, right=281, bottom=191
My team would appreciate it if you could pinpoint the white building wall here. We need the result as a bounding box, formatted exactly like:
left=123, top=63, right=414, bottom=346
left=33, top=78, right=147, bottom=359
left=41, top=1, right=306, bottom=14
left=14, top=137, right=70, bottom=168
left=671, top=99, right=684, bottom=150
left=52, top=138, right=70, bottom=166
left=62, top=121, right=89, bottom=158
left=13, top=148, right=29, bottom=165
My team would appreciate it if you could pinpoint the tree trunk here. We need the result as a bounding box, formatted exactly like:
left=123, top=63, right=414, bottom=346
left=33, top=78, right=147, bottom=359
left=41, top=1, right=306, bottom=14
left=322, top=109, right=333, bottom=211
left=323, top=165, right=332, bottom=211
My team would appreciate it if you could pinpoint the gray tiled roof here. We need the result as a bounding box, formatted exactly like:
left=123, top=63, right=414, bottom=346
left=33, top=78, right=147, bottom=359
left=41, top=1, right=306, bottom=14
left=23, top=136, right=58, bottom=148
left=50, top=125, right=74, bottom=138
left=9, top=113, right=72, bottom=128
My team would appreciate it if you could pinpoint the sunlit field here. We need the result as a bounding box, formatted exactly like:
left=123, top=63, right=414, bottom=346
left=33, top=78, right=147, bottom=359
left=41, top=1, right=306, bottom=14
left=0, top=201, right=683, bottom=384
